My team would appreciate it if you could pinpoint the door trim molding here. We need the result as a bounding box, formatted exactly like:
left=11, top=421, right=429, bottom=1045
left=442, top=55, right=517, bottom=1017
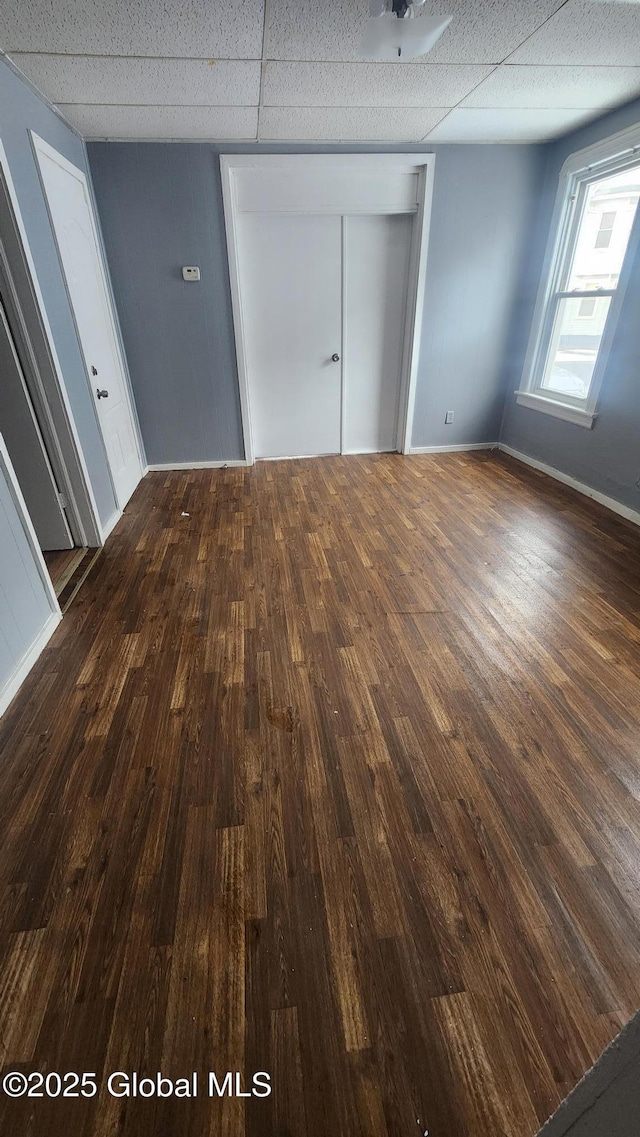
left=0, top=295, right=74, bottom=548
left=0, top=435, right=61, bottom=719
left=0, top=434, right=61, bottom=611
left=220, top=153, right=436, bottom=464
left=0, top=138, right=103, bottom=546
left=30, top=131, right=144, bottom=512
left=340, top=215, right=348, bottom=457
left=0, top=610, right=61, bottom=720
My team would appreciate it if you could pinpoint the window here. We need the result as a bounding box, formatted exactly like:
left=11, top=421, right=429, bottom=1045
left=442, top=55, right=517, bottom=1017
left=577, top=296, right=596, bottom=318
left=594, top=211, right=616, bottom=249
left=517, top=127, right=640, bottom=428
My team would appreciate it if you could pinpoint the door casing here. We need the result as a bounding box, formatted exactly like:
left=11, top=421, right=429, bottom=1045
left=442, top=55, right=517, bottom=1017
left=0, top=295, right=73, bottom=549
left=0, top=138, right=103, bottom=547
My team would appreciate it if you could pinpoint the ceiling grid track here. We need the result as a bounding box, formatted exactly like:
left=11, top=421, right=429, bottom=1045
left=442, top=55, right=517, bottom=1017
left=2, top=0, right=639, bottom=143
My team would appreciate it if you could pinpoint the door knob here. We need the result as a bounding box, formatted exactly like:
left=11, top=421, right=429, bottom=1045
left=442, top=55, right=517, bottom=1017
left=331, top=353, right=340, bottom=362
left=96, top=388, right=109, bottom=399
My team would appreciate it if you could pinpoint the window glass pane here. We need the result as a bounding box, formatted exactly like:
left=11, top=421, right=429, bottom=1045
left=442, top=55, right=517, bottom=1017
left=541, top=295, right=611, bottom=399
left=567, top=165, right=640, bottom=291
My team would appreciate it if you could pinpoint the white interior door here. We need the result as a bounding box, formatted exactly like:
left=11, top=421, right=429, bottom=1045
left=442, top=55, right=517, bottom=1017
left=0, top=297, right=72, bottom=550
left=343, top=214, right=413, bottom=454
left=33, top=137, right=142, bottom=509
left=239, top=213, right=342, bottom=459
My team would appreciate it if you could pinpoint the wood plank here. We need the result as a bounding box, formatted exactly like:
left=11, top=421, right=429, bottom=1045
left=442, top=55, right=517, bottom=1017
left=0, top=452, right=639, bottom=1136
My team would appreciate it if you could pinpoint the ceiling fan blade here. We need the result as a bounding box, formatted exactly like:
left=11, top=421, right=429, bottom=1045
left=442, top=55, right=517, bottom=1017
left=360, top=12, right=452, bottom=60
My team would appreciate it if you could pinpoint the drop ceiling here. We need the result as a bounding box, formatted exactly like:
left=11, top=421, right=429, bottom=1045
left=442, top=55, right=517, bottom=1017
left=1, top=0, right=640, bottom=143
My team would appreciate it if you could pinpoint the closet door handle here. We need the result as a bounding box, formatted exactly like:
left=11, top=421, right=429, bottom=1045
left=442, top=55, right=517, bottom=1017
left=331, top=353, right=340, bottom=362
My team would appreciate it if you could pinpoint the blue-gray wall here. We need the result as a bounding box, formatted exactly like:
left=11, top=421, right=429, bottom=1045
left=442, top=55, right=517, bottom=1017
left=0, top=57, right=118, bottom=526
left=88, top=143, right=244, bottom=464
left=500, top=96, right=640, bottom=514
left=415, top=143, right=545, bottom=448
left=88, top=140, right=544, bottom=463
left=537, top=1007, right=640, bottom=1137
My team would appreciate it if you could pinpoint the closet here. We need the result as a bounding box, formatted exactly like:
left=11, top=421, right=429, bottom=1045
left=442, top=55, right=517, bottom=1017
left=222, top=155, right=433, bottom=462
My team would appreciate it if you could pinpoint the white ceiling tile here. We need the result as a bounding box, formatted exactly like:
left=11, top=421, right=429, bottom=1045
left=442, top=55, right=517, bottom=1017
left=57, top=104, right=258, bottom=140
left=462, top=64, right=640, bottom=109
left=264, top=1, right=376, bottom=62
left=425, top=107, right=598, bottom=143
left=507, top=0, right=640, bottom=65
left=413, top=0, right=568, bottom=64
left=3, top=0, right=640, bottom=143
left=0, top=0, right=264, bottom=58
left=263, top=61, right=492, bottom=108
left=11, top=55, right=261, bottom=106
left=258, top=106, right=447, bottom=142
left=264, top=0, right=567, bottom=65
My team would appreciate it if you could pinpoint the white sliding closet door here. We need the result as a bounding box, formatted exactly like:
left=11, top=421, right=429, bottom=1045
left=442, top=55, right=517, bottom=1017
left=240, top=213, right=342, bottom=460
left=342, top=214, right=413, bottom=455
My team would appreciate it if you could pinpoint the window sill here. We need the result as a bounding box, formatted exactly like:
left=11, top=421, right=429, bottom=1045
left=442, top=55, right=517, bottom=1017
left=515, top=391, right=597, bottom=429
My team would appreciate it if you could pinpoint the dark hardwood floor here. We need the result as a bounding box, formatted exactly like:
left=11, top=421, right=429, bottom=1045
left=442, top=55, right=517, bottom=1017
left=2, top=451, right=640, bottom=1137
left=43, top=547, right=85, bottom=593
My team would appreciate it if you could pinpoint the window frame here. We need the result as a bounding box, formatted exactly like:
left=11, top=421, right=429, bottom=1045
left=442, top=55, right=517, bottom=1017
left=516, top=123, right=640, bottom=429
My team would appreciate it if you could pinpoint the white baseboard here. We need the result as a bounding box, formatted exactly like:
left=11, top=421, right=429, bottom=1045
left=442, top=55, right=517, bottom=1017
left=147, top=460, right=248, bottom=471
left=151, top=449, right=496, bottom=464
left=100, top=510, right=121, bottom=542
left=498, top=444, right=640, bottom=529
left=407, top=442, right=496, bottom=454
left=257, top=454, right=337, bottom=461
left=341, top=448, right=395, bottom=456
left=0, top=611, right=62, bottom=720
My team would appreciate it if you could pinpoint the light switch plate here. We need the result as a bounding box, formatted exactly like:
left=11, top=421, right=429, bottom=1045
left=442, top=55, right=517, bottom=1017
left=182, top=266, right=201, bottom=281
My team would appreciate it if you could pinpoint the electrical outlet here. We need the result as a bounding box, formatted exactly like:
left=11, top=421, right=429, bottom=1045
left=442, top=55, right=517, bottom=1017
left=445, top=410, right=454, bottom=425
left=182, top=266, right=201, bottom=282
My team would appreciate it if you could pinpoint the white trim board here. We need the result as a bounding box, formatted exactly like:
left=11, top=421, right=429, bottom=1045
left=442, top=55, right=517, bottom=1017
left=100, top=509, right=122, bottom=540
left=408, top=442, right=496, bottom=454
left=0, top=611, right=61, bottom=720
left=220, top=153, right=435, bottom=464
left=147, top=460, right=248, bottom=471
left=498, top=443, right=640, bottom=529
left=514, top=391, right=596, bottom=429
left=259, top=453, right=340, bottom=461
left=0, top=433, right=60, bottom=612
left=0, top=434, right=62, bottom=720
left=559, top=121, right=640, bottom=179
left=0, top=137, right=103, bottom=547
